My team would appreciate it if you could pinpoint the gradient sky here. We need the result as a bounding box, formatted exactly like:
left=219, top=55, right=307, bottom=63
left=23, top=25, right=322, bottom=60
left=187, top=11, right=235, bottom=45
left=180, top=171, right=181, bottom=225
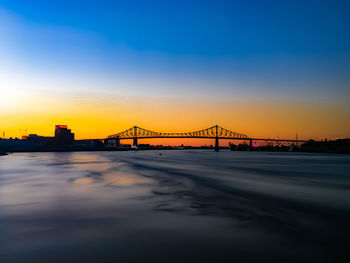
left=0, top=0, right=349, bottom=143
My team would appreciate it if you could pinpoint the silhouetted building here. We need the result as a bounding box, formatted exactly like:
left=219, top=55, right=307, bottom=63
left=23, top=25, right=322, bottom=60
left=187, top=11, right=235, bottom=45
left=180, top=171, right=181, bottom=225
left=0, top=137, right=47, bottom=151
left=106, top=139, right=120, bottom=148
left=27, top=134, right=51, bottom=143
left=54, top=125, right=74, bottom=145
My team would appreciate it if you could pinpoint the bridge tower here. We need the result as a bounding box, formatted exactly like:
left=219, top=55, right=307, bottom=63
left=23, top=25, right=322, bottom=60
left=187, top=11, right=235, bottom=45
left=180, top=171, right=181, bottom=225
left=215, top=125, right=219, bottom=152
left=133, top=126, right=138, bottom=146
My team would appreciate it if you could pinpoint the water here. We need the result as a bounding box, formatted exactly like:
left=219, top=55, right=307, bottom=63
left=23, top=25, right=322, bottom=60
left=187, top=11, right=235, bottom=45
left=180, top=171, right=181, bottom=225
left=0, top=151, right=349, bottom=263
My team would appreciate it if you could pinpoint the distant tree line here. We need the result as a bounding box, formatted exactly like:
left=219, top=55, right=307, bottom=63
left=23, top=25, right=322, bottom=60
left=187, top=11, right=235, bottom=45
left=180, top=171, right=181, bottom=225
left=300, top=139, right=350, bottom=154
left=229, top=139, right=350, bottom=154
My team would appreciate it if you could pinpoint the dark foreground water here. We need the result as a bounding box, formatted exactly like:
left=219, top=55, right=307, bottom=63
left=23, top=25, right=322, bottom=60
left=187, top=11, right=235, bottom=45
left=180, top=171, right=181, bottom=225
left=0, top=151, right=349, bottom=263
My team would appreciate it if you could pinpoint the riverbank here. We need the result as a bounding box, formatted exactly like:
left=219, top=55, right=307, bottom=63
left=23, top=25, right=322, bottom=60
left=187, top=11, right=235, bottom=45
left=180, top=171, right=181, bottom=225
left=300, top=139, right=350, bottom=154
left=1, top=139, right=350, bottom=154
left=230, top=139, right=350, bottom=154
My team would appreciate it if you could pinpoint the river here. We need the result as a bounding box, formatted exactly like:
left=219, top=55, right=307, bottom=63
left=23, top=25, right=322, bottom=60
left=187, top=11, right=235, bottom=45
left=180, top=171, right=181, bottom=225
left=0, top=151, right=349, bottom=262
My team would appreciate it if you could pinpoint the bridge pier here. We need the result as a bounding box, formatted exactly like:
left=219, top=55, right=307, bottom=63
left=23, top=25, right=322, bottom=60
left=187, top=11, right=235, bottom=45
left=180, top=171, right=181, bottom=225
left=249, top=139, right=253, bottom=151
left=215, top=137, right=219, bottom=152
left=214, top=125, right=219, bottom=151
left=133, top=126, right=138, bottom=146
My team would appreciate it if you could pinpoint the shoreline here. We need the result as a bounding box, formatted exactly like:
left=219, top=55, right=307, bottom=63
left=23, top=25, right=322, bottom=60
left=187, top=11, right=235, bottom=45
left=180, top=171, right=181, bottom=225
left=1, top=148, right=349, bottom=155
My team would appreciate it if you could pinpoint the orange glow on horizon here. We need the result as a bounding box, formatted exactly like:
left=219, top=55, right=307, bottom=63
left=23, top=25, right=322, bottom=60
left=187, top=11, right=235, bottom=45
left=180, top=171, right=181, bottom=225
left=1, top=91, right=349, bottom=144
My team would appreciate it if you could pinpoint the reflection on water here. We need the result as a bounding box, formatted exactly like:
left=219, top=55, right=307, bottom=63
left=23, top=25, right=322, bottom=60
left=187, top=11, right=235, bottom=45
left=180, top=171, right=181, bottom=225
left=104, top=173, right=152, bottom=186
left=73, top=172, right=152, bottom=186
left=74, top=177, right=94, bottom=184
left=0, top=151, right=350, bottom=263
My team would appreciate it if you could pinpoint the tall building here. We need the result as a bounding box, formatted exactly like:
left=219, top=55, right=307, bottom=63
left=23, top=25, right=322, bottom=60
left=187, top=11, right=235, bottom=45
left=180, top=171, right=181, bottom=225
left=54, top=125, right=74, bottom=145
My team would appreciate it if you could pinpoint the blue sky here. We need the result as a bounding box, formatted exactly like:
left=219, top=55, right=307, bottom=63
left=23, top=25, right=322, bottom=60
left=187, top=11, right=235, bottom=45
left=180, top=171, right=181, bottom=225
left=1, top=0, right=349, bottom=100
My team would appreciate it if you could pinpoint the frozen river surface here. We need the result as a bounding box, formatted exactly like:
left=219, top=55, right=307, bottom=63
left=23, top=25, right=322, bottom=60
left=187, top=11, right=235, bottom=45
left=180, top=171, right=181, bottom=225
left=0, top=151, right=350, bottom=262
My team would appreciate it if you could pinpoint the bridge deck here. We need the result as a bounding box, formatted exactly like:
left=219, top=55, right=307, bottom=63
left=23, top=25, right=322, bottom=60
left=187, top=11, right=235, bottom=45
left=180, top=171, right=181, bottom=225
left=112, top=136, right=307, bottom=143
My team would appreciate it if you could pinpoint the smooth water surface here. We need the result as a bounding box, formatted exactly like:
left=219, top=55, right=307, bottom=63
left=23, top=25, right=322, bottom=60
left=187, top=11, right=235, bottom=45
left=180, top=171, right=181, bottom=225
left=0, top=151, right=349, bottom=262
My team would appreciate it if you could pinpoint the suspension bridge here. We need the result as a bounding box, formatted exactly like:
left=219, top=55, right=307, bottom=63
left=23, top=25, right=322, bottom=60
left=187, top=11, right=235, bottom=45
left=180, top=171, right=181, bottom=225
left=107, top=125, right=307, bottom=151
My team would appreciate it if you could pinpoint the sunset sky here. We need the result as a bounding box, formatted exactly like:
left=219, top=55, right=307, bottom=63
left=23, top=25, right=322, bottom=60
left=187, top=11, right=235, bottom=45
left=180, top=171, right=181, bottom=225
left=1, top=0, right=349, bottom=144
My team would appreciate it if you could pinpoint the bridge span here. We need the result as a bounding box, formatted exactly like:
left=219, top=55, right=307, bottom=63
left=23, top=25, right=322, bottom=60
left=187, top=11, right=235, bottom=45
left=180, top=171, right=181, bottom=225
left=107, top=125, right=307, bottom=151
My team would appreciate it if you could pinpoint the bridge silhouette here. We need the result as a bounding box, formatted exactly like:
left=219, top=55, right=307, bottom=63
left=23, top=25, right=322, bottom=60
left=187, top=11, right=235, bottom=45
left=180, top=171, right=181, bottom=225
left=108, top=125, right=306, bottom=151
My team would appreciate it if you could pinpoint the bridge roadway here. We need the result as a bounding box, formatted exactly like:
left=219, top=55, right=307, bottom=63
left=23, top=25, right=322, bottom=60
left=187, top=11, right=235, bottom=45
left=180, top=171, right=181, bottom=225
left=107, top=125, right=308, bottom=151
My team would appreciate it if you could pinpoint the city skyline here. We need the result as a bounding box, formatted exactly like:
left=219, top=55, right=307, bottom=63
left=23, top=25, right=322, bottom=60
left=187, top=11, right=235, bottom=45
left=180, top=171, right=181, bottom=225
left=1, top=1, right=349, bottom=142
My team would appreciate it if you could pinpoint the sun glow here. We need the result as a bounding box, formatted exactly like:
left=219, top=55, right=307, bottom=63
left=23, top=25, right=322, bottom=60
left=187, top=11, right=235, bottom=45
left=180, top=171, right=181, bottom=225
left=1, top=89, right=349, bottom=142
left=0, top=88, right=24, bottom=112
